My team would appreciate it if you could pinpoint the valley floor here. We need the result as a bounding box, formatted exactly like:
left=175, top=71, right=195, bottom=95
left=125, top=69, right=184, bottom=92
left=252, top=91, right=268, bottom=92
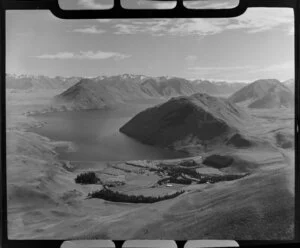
left=6, top=89, right=295, bottom=240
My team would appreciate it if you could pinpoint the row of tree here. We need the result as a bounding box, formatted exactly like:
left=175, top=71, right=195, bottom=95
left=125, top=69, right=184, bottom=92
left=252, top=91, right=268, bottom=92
left=75, top=172, right=101, bottom=184
left=157, top=177, right=193, bottom=185
left=197, top=173, right=249, bottom=184
left=88, top=188, right=184, bottom=203
left=156, top=166, right=248, bottom=185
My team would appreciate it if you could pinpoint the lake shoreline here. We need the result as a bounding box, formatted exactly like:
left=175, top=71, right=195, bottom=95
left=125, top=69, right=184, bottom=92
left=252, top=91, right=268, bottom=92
left=28, top=108, right=190, bottom=162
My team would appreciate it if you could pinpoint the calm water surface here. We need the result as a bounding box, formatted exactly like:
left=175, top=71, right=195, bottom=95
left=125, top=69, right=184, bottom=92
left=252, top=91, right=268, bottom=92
left=31, top=107, right=188, bottom=162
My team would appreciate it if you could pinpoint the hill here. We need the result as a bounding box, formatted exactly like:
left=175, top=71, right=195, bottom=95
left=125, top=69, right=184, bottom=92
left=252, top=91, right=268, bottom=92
left=120, top=93, right=251, bottom=152
left=283, top=79, right=294, bottom=92
left=54, top=76, right=152, bottom=110
left=141, top=77, right=197, bottom=97
left=229, top=79, right=294, bottom=108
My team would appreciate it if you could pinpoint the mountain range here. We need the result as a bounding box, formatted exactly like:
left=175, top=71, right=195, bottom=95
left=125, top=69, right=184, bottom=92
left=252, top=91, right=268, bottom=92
left=7, top=74, right=294, bottom=110
left=6, top=74, right=81, bottom=90
left=191, top=80, right=248, bottom=95
left=53, top=75, right=248, bottom=110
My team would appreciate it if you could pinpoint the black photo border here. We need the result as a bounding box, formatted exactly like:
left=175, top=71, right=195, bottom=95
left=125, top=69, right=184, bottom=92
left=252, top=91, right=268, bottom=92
left=0, top=0, right=299, bottom=248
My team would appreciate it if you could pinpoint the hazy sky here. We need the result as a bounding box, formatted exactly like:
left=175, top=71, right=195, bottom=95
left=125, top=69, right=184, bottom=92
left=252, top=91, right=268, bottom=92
left=6, top=1, right=294, bottom=82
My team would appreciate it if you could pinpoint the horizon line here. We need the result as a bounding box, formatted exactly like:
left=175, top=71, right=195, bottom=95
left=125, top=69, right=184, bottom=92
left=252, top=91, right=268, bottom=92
left=5, top=72, right=294, bottom=84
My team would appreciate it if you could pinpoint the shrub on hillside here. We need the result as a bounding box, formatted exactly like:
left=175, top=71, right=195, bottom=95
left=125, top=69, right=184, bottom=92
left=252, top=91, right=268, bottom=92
left=203, top=154, right=234, bottom=169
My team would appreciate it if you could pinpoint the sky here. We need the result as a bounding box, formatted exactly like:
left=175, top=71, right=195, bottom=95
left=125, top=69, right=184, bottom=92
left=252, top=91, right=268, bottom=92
left=6, top=0, right=294, bottom=82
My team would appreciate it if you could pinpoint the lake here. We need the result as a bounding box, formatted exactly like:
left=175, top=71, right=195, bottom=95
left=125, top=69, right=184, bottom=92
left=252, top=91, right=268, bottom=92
left=30, top=107, right=188, bottom=162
